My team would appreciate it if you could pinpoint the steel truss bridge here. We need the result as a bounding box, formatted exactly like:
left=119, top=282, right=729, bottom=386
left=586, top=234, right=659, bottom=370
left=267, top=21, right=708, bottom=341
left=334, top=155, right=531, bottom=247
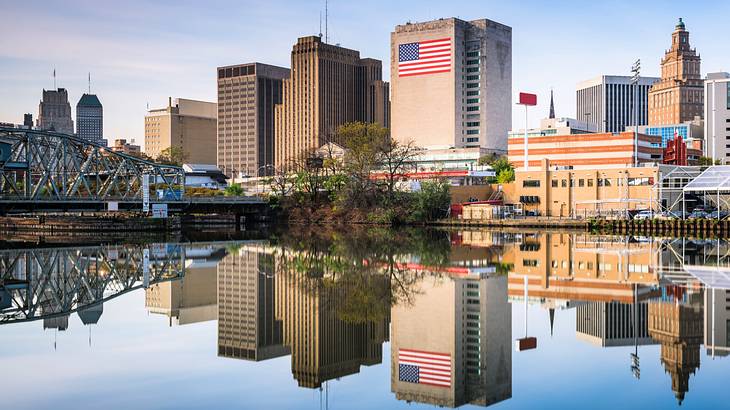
left=0, top=244, right=186, bottom=325
left=0, top=126, right=185, bottom=212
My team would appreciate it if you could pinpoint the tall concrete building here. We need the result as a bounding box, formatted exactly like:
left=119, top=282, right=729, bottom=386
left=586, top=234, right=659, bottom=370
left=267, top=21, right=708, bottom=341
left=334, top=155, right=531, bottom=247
left=37, top=88, right=74, bottom=134
left=76, top=94, right=104, bottom=145
left=576, top=301, right=655, bottom=347
left=144, top=97, right=217, bottom=164
left=704, top=287, right=730, bottom=358
left=648, top=18, right=704, bottom=126
left=274, top=36, right=389, bottom=168
left=217, top=63, right=289, bottom=177
left=217, top=245, right=289, bottom=361
left=704, top=72, right=730, bottom=162
left=390, top=18, right=511, bottom=153
left=576, top=75, right=659, bottom=133
left=391, top=274, right=511, bottom=407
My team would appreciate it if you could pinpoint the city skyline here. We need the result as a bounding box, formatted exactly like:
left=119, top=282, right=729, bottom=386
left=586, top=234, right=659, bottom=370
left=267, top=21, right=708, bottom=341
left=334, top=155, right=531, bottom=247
left=2, top=1, right=730, bottom=150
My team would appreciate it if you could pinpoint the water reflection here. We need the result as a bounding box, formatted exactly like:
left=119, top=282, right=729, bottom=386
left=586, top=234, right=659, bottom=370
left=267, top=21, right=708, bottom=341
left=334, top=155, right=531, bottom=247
left=1, top=229, right=730, bottom=408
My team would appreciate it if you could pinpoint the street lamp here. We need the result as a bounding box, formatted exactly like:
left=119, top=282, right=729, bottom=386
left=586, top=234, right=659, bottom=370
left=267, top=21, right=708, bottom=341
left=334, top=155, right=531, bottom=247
left=631, top=59, right=641, bottom=168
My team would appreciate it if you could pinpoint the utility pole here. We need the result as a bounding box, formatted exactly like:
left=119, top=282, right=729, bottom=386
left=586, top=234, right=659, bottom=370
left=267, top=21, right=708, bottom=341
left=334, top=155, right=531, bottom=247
left=631, top=60, right=641, bottom=167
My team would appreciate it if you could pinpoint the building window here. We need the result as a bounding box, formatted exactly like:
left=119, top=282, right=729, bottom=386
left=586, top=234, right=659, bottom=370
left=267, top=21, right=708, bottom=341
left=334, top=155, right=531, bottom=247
left=467, top=90, right=480, bottom=96
left=466, top=130, right=479, bottom=135
left=466, top=137, right=479, bottom=143
left=551, top=180, right=558, bottom=187
left=466, top=67, right=479, bottom=73
left=523, top=259, right=539, bottom=267
left=466, top=75, right=479, bottom=80
left=466, top=106, right=479, bottom=111
left=467, top=98, right=479, bottom=104
left=523, top=180, right=540, bottom=188
left=598, top=178, right=612, bottom=187
left=466, top=83, right=479, bottom=89
left=578, top=179, right=585, bottom=187
left=466, top=121, right=480, bottom=127
left=466, top=51, right=479, bottom=57
left=587, top=179, right=594, bottom=187
left=561, top=179, right=567, bottom=187
left=466, top=59, right=479, bottom=65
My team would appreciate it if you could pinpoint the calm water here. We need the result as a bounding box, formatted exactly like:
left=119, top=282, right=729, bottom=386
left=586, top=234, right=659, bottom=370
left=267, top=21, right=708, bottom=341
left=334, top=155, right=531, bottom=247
left=1, top=228, right=729, bottom=409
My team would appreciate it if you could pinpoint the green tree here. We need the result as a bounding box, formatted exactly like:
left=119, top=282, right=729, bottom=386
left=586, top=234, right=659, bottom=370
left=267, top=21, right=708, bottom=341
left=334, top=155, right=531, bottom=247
left=338, top=122, right=389, bottom=206
left=410, top=179, right=451, bottom=222
left=496, top=167, right=515, bottom=184
left=698, top=156, right=721, bottom=166
left=224, top=183, right=244, bottom=196
left=156, top=146, right=188, bottom=166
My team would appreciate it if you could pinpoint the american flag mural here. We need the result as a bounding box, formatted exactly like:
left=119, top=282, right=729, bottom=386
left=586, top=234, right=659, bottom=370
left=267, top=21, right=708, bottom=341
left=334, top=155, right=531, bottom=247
left=398, top=38, right=452, bottom=77
left=398, top=348, right=452, bottom=388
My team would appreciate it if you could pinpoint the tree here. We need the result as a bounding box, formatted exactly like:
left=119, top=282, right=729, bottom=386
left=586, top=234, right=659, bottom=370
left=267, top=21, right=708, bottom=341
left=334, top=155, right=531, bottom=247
left=698, top=156, right=721, bottom=166
left=376, top=139, right=420, bottom=199
left=224, top=183, right=244, bottom=196
left=496, top=167, right=515, bottom=184
left=478, top=153, right=499, bottom=166
left=338, top=122, right=389, bottom=206
left=486, top=156, right=515, bottom=183
left=410, top=179, right=451, bottom=222
left=156, top=146, right=188, bottom=166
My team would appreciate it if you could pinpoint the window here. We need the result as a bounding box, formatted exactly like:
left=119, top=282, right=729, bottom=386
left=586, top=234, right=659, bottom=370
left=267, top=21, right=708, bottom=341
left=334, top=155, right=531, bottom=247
left=466, top=67, right=479, bottom=73
left=466, top=121, right=480, bottom=127
left=467, top=98, right=479, bottom=104
left=467, top=90, right=480, bottom=96
left=467, top=59, right=479, bottom=65
left=523, top=259, right=539, bottom=267
left=587, top=179, right=594, bottom=187
left=466, top=137, right=478, bottom=143
left=561, top=179, right=567, bottom=187
left=466, top=83, right=479, bottom=88
left=466, top=129, right=479, bottom=135
left=551, top=180, right=558, bottom=187
left=523, top=180, right=540, bottom=187
left=466, top=51, right=479, bottom=57
left=578, top=179, right=585, bottom=187
left=598, top=178, right=612, bottom=187
left=466, top=106, right=479, bottom=111
left=466, top=75, right=479, bottom=80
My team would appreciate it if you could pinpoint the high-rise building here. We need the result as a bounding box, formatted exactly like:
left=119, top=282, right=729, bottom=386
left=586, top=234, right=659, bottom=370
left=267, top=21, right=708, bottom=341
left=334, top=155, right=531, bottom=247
left=576, top=301, right=655, bottom=347
left=648, top=18, right=704, bottom=126
left=704, top=287, right=730, bottom=358
left=37, top=88, right=74, bottom=134
left=144, top=97, right=217, bottom=164
left=23, top=113, right=33, bottom=129
left=76, top=93, right=104, bottom=145
left=217, top=245, right=289, bottom=361
left=274, top=36, right=389, bottom=168
left=217, top=63, right=289, bottom=177
left=576, top=75, right=659, bottom=133
left=704, top=72, right=730, bottom=163
left=390, top=18, right=511, bottom=153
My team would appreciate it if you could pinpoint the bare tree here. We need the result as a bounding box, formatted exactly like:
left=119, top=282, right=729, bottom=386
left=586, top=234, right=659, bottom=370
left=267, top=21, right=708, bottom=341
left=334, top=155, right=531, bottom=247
left=376, top=139, right=420, bottom=198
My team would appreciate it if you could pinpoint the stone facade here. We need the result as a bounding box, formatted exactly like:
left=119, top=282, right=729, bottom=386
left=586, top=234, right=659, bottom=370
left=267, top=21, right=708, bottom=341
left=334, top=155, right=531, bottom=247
left=274, top=36, right=389, bottom=168
left=648, top=19, right=704, bottom=126
left=37, top=88, right=74, bottom=134
left=390, top=18, right=511, bottom=153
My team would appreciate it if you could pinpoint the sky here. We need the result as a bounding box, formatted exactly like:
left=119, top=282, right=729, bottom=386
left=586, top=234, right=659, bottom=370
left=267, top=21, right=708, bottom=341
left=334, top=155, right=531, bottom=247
left=2, top=0, right=730, bottom=150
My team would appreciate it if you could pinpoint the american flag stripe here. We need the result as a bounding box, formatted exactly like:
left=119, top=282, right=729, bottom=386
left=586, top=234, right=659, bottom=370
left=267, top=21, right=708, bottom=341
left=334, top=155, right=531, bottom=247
left=398, top=348, right=452, bottom=388
left=398, top=38, right=452, bottom=77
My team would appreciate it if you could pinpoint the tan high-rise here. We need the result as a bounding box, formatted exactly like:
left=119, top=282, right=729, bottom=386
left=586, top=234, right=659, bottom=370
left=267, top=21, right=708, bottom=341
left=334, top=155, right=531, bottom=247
left=144, top=98, right=217, bottom=164
left=648, top=18, right=704, bottom=126
left=217, top=63, right=290, bottom=177
left=274, top=36, right=389, bottom=168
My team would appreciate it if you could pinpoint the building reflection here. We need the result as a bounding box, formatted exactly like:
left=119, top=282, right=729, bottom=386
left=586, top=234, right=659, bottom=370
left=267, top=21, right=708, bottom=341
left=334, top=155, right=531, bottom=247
left=217, top=244, right=288, bottom=361
left=145, top=246, right=223, bottom=326
left=705, top=287, right=730, bottom=358
left=648, top=286, right=704, bottom=406
left=391, top=271, right=511, bottom=407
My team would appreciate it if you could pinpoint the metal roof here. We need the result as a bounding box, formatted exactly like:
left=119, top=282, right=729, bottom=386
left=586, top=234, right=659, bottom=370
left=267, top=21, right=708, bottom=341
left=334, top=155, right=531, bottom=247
left=683, top=166, right=730, bottom=192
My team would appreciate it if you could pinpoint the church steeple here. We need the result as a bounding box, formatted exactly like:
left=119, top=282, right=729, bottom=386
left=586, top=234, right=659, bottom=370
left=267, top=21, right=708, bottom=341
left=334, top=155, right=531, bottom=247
left=548, top=89, right=555, bottom=119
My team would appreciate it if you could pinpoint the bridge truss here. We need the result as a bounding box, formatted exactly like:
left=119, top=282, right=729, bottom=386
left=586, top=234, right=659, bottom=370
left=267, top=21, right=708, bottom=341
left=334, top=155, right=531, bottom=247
left=0, top=244, right=186, bottom=325
left=0, top=127, right=184, bottom=202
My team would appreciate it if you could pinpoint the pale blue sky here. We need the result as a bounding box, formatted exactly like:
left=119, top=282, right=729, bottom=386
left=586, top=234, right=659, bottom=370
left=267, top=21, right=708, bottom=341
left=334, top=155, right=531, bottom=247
left=1, top=0, right=729, bottom=149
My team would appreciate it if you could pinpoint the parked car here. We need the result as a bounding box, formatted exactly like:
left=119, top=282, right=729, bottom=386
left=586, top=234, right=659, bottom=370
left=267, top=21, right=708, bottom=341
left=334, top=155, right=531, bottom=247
left=633, top=210, right=654, bottom=220
left=708, top=210, right=729, bottom=219
left=688, top=209, right=710, bottom=219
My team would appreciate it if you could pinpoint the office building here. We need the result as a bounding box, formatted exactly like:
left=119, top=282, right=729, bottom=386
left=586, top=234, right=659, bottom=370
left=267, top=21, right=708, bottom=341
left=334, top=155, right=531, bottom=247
left=648, top=18, right=704, bottom=126
left=217, top=63, right=289, bottom=177
left=576, top=75, right=658, bottom=133
left=391, top=274, right=511, bottom=407
left=274, top=36, right=389, bottom=168
left=391, top=18, right=511, bottom=152
left=508, top=131, right=662, bottom=171
left=576, top=302, right=655, bottom=347
left=704, top=72, right=730, bottom=162
left=217, top=245, right=289, bottom=361
left=144, top=97, right=217, bottom=164
left=628, top=118, right=704, bottom=148
left=37, top=88, right=74, bottom=134
left=23, top=113, right=33, bottom=129
left=76, top=93, right=104, bottom=145
left=110, top=138, right=141, bottom=156
left=704, top=287, right=730, bottom=358
left=509, top=163, right=700, bottom=217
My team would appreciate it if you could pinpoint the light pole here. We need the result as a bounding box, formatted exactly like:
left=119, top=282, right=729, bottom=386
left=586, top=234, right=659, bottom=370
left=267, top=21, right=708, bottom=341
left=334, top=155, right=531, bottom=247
left=518, top=92, right=537, bottom=170
left=631, top=60, right=641, bottom=168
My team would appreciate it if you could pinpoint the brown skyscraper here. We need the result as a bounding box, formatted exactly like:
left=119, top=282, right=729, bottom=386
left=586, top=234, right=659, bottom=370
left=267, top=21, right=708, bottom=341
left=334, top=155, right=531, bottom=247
left=274, top=36, right=389, bottom=168
left=648, top=18, right=704, bottom=125
left=217, top=63, right=290, bottom=177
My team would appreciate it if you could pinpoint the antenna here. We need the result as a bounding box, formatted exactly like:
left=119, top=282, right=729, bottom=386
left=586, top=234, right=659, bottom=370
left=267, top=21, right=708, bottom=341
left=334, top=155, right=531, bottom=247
left=88, top=72, right=91, bottom=94
left=325, top=0, right=328, bottom=43
left=319, top=11, right=322, bottom=38
left=53, top=68, right=56, bottom=89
